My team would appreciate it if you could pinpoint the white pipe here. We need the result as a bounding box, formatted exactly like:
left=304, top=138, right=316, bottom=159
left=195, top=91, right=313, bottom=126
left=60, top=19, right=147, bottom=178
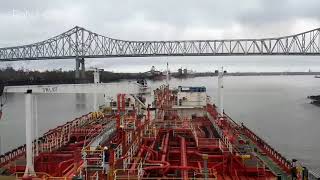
left=24, top=90, right=36, bottom=177
left=34, top=95, right=39, bottom=156
left=31, top=96, right=34, bottom=165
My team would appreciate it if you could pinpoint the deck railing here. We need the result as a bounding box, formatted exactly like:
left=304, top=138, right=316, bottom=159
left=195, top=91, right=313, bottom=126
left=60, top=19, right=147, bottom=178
left=241, top=124, right=292, bottom=172
left=0, top=145, right=26, bottom=167
left=308, top=169, right=320, bottom=180
left=207, top=108, right=233, bottom=154
left=0, top=112, right=96, bottom=168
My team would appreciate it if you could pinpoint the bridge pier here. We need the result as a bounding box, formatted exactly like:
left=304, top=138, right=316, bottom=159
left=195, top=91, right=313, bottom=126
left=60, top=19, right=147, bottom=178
left=75, top=58, right=80, bottom=80
left=75, top=58, right=86, bottom=83
left=80, top=59, right=85, bottom=80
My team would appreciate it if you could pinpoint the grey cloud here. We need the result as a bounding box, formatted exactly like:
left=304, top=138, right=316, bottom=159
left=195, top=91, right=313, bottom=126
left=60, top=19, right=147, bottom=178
left=0, top=0, right=320, bottom=71
left=1, top=0, right=320, bottom=43
left=238, top=0, right=320, bottom=26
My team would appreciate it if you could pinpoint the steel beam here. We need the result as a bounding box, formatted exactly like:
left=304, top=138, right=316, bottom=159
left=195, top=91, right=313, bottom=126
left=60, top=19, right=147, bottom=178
left=180, top=136, right=188, bottom=180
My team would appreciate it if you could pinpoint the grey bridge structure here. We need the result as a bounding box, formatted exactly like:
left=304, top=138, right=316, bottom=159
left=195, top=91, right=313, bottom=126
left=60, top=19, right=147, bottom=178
left=0, top=26, right=320, bottom=79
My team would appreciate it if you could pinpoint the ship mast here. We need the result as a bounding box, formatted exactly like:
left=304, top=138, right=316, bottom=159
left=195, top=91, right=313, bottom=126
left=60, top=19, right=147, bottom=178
left=218, top=67, right=224, bottom=116
left=90, top=67, right=104, bottom=111
left=92, top=68, right=102, bottom=111
left=24, top=90, right=36, bottom=176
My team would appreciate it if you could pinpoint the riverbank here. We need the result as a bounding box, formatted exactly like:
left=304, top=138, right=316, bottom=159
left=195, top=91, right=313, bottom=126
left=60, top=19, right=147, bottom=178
left=308, top=95, right=320, bottom=106
left=1, top=67, right=320, bottom=88
left=181, top=71, right=320, bottom=77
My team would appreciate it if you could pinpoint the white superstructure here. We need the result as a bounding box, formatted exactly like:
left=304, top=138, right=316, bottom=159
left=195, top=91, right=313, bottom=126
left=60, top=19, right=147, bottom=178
left=173, top=86, right=207, bottom=118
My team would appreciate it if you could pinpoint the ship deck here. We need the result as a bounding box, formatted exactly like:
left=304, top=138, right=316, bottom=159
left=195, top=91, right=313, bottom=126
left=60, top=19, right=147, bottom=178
left=0, top=86, right=294, bottom=180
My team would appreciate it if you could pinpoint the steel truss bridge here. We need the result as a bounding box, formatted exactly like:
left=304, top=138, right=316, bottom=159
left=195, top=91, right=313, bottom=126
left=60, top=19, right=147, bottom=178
left=1, top=26, right=320, bottom=61
left=0, top=26, right=320, bottom=79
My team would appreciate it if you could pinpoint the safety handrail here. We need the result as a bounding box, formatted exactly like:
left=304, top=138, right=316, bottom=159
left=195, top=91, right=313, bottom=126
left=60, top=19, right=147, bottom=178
left=207, top=108, right=233, bottom=154
left=0, top=112, right=96, bottom=168
left=242, top=124, right=292, bottom=172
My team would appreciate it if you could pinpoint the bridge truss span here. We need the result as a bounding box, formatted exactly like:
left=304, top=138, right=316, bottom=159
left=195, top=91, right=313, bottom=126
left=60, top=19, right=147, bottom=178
left=0, top=26, right=320, bottom=61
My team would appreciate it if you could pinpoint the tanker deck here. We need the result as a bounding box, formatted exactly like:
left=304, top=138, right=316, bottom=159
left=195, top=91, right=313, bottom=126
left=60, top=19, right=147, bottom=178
left=0, top=85, right=301, bottom=179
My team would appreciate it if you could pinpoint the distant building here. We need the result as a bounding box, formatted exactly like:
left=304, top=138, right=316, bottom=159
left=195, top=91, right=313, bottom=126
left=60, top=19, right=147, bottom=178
left=183, top=68, right=188, bottom=75
left=144, top=66, right=165, bottom=80
left=178, top=68, right=183, bottom=76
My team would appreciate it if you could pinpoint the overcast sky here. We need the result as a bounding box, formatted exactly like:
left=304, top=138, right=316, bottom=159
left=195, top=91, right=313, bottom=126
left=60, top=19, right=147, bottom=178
left=1, top=0, right=320, bottom=72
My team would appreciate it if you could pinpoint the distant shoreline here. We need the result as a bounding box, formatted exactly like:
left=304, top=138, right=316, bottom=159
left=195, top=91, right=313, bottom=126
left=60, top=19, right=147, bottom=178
left=228, top=72, right=320, bottom=76
left=174, top=71, right=320, bottom=78
left=1, top=67, right=320, bottom=92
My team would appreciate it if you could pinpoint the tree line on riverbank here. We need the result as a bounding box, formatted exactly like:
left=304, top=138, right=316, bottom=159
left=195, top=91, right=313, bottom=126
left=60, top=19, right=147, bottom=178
left=1, top=66, right=320, bottom=86
left=0, top=66, right=145, bottom=85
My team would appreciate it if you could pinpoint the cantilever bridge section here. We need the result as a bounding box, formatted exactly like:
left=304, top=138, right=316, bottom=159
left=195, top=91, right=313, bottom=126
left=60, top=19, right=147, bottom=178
left=0, top=26, right=320, bottom=62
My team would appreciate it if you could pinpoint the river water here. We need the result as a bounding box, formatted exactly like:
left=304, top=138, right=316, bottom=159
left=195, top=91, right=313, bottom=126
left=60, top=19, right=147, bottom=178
left=0, top=75, right=320, bottom=169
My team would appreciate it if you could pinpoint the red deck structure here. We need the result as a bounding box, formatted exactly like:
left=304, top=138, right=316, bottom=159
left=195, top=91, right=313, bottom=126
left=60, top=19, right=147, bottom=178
left=0, top=85, right=296, bottom=179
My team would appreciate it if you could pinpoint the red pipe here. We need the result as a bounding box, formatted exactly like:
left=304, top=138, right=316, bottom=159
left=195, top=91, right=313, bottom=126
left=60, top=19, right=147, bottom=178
left=160, top=134, right=165, bottom=153
left=57, top=158, right=74, bottom=176
left=147, top=132, right=170, bottom=174
left=141, top=145, right=157, bottom=160
left=197, top=161, right=202, bottom=170
left=109, top=149, right=115, bottom=169
left=39, top=154, right=73, bottom=158
left=193, top=151, right=225, bottom=159
left=161, top=133, right=169, bottom=162
left=179, top=136, right=188, bottom=180
left=141, top=136, right=170, bottom=175
left=143, top=160, right=170, bottom=171
left=169, top=165, right=198, bottom=170
left=129, top=146, right=145, bottom=171
left=211, top=161, right=224, bottom=169
left=145, top=140, right=156, bottom=160
left=142, top=137, right=156, bottom=141
left=168, top=150, right=224, bottom=159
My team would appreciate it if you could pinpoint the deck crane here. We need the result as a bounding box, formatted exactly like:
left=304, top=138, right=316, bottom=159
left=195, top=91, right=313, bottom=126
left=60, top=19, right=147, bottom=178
left=1, top=71, right=139, bottom=178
